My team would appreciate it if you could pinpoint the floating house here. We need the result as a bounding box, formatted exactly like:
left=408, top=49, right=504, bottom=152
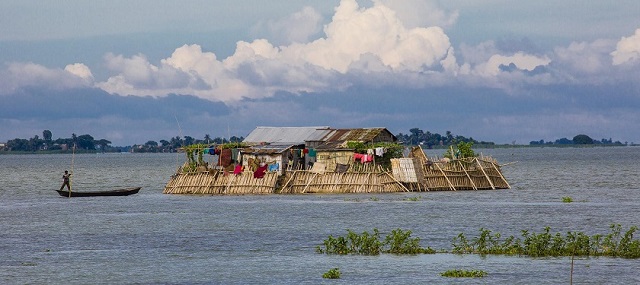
left=163, top=126, right=510, bottom=195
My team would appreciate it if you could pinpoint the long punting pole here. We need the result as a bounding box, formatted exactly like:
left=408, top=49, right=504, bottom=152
left=69, top=143, right=76, bottom=198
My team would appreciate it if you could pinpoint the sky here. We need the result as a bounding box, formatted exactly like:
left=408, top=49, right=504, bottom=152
left=1, top=0, right=640, bottom=146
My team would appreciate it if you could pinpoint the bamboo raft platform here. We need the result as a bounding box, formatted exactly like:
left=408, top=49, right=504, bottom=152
left=163, top=147, right=510, bottom=195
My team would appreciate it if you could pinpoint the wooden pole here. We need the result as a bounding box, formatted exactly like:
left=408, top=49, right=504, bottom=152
left=69, top=143, right=75, bottom=198
left=474, top=158, right=495, bottom=190
left=458, top=160, right=478, bottom=190
left=302, top=173, right=318, bottom=193
left=491, top=161, right=511, bottom=189
left=434, top=162, right=456, bottom=191
left=384, top=171, right=410, bottom=192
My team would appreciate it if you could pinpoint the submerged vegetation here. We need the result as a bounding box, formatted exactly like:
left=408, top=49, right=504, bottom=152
left=318, top=225, right=640, bottom=258
left=440, top=269, right=487, bottom=278
left=316, top=228, right=435, bottom=255
left=322, top=268, right=341, bottom=279
left=451, top=224, right=640, bottom=258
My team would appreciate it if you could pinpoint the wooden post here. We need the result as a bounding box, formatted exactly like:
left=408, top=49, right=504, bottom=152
left=491, top=162, right=511, bottom=189
left=458, top=160, right=478, bottom=190
left=474, top=158, right=495, bottom=190
left=434, top=162, right=456, bottom=191
left=384, top=171, right=410, bottom=192
left=302, top=173, right=318, bottom=193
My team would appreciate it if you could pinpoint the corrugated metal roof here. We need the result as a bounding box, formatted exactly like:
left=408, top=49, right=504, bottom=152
left=241, top=144, right=294, bottom=155
left=243, top=126, right=332, bottom=145
left=325, top=128, right=389, bottom=142
left=315, top=128, right=396, bottom=150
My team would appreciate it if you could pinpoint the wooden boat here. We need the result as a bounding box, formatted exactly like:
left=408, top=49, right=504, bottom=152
left=56, top=187, right=141, bottom=197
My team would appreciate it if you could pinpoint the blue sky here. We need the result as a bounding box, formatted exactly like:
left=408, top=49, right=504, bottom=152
left=1, top=0, right=640, bottom=145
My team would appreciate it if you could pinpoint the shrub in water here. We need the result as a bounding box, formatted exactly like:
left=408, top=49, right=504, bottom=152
left=317, top=228, right=434, bottom=255
left=322, top=268, right=341, bottom=279
left=441, top=269, right=487, bottom=278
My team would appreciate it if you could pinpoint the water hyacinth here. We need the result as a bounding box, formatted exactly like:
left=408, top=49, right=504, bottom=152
left=316, top=228, right=435, bottom=255
left=451, top=224, right=640, bottom=258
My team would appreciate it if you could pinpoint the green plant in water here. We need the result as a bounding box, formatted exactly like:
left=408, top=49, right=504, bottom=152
left=405, top=196, right=421, bottom=201
left=441, top=269, right=487, bottom=278
left=385, top=228, right=435, bottom=254
left=369, top=196, right=379, bottom=201
left=451, top=224, right=640, bottom=258
left=316, top=229, right=382, bottom=255
left=562, top=196, right=573, bottom=203
left=317, top=228, right=434, bottom=255
left=322, top=268, right=341, bottom=279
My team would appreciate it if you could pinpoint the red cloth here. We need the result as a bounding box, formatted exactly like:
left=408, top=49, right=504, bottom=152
left=253, top=165, right=267, bottom=178
left=220, top=148, right=232, bottom=167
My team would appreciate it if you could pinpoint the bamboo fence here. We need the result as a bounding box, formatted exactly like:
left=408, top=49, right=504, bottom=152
left=163, top=170, right=278, bottom=195
left=421, top=157, right=510, bottom=191
left=278, top=170, right=408, bottom=194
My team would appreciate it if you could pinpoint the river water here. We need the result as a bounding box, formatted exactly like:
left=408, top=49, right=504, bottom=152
left=1, top=147, right=639, bottom=284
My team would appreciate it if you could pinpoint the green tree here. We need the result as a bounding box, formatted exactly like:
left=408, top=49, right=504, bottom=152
left=43, top=130, right=52, bottom=141
left=573, top=134, right=594, bottom=144
left=95, top=139, right=112, bottom=151
left=76, top=134, right=96, bottom=150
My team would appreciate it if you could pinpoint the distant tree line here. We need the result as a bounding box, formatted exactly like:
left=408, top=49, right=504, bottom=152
left=395, top=128, right=494, bottom=148
left=2, top=129, right=627, bottom=153
left=0, top=130, right=245, bottom=153
left=132, top=135, right=244, bottom=153
left=529, top=134, right=626, bottom=146
left=2, top=130, right=113, bottom=152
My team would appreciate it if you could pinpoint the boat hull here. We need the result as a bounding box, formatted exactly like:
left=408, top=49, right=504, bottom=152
left=56, top=187, right=141, bottom=197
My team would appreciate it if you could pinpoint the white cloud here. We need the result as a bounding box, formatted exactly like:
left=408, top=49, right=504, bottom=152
left=251, top=6, right=323, bottom=45
left=64, top=63, right=94, bottom=82
left=93, top=0, right=457, bottom=102
left=0, top=62, right=91, bottom=94
left=270, top=0, right=456, bottom=75
left=554, top=39, right=616, bottom=76
left=611, top=28, right=640, bottom=65
left=376, top=0, right=459, bottom=29
left=472, top=52, right=551, bottom=77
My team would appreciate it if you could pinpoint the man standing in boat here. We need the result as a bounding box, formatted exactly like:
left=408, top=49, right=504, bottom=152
left=60, top=170, right=71, bottom=191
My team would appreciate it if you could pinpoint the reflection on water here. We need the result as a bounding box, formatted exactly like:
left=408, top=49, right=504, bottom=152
left=1, top=148, right=639, bottom=284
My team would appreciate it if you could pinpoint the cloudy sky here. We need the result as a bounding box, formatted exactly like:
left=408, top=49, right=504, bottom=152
left=1, top=0, right=640, bottom=146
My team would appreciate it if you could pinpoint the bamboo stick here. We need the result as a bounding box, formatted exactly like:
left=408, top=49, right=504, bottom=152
left=434, top=162, right=456, bottom=191
left=458, top=160, right=478, bottom=190
left=474, top=158, right=495, bottom=190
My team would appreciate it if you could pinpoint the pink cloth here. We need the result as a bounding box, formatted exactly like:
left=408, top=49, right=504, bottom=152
left=233, top=164, right=243, bottom=175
